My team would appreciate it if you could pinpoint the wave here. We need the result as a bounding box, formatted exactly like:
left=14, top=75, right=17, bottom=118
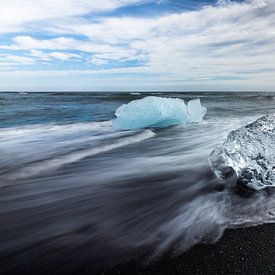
left=130, top=92, right=141, bottom=95
left=8, top=129, right=155, bottom=180
left=0, top=111, right=274, bottom=273
left=0, top=121, right=112, bottom=138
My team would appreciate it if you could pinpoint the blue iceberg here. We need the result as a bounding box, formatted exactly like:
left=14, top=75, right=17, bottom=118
left=112, top=96, right=207, bottom=130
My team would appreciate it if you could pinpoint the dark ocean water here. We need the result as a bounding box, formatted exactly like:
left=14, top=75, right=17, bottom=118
left=0, top=92, right=274, bottom=274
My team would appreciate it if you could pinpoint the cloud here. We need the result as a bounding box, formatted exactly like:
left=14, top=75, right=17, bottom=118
left=1, top=36, right=145, bottom=64
left=3, top=36, right=78, bottom=50
left=0, top=54, right=35, bottom=66
left=0, top=0, right=149, bottom=33
left=89, top=57, right=109, bottom=66
left=29, top=50, right=82, bottom=61
left=0, top=0, right=275, bottom=90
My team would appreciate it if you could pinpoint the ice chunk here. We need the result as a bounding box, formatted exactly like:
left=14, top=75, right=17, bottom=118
left=112, top=96, right=207, bottom=130
left=209, top=114, right=275, bottom=190
left=187, top=98, right=207, bottom=123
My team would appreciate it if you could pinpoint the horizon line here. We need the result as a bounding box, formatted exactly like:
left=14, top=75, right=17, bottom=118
left=1, top=90, right=275, bottom=93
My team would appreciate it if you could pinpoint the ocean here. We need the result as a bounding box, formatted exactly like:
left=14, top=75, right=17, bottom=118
left=0, top=92, right=274, bottom=274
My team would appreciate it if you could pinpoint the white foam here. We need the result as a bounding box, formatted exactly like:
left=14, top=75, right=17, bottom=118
left=0, top=121, right=112, bottom=138
left=130, top=92, right=141, bottom=95
left=10, top=130, right=155, bottom=180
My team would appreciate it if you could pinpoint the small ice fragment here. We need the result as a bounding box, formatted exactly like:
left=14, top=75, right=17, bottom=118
left=188, top=98, right=207, bottom=123
left=112, top=96, right=207, bottom=130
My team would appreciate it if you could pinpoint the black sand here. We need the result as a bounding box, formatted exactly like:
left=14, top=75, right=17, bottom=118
left=100, top=224, right=274, bottom=275
left=0, top=223, right=274, bottom=275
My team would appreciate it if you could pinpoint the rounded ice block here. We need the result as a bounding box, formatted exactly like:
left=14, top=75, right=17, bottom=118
left=112, top=96, right=207, bottom=130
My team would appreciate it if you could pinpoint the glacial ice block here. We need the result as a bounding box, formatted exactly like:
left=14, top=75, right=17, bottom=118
left=112, top=96, right=207, bottom=130
left=209, top=114, right=275, bottom=190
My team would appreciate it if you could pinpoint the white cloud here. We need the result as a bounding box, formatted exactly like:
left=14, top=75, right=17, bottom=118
left=43, top=0, right=275, bottom=77
left=1, top=36, right=145, bottom=64
left=89, top=57, right=108, bottom=66
left=0, top=0, right=275, bottom=90
left=0, top=55, right=35, bottom=65
left=0, top=67, right=147, bottom=78
left=0, top=0, right=149, bottom=33
left=48, top=52, right=81, bottom=61
left=29, top=50, right=82, bottom=61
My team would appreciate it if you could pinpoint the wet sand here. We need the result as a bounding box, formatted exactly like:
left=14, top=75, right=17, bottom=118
left=101, top=224, right=274, bottom=274
left=1, top=224, right=274, bottom=275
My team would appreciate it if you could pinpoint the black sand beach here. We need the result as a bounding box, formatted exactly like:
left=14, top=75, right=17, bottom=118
left=1, top=224, right=273, bottom=275
left=101, top=224, right=274, bottom=274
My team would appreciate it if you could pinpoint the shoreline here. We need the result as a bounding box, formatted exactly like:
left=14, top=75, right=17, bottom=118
left=0, top=216, right=274, bottom=275
left=101, top=224, right=274, bottom=274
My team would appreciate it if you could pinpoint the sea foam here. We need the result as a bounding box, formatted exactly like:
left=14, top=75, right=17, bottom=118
left=112, top=96, right=207, bottom=130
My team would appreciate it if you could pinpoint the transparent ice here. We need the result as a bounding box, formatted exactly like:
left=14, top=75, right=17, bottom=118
left=209, top=114, right=275, bottom=190
left=112, top=96, right=207, bottom=130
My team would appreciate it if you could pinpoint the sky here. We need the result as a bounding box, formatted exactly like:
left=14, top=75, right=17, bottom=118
left=0, top=0, right=274, bottom=91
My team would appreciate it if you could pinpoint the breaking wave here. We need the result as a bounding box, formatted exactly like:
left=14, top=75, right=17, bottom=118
left=9, top=129, right=155, bottom=180
left=0, top=121, right=112, bottom=138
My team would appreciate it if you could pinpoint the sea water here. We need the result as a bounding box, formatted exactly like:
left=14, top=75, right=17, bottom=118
left=0, top=92, right=274, bottom=273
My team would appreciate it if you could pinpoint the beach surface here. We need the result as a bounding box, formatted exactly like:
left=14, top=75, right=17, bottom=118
left=102, top=224, right=274, bottom=274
